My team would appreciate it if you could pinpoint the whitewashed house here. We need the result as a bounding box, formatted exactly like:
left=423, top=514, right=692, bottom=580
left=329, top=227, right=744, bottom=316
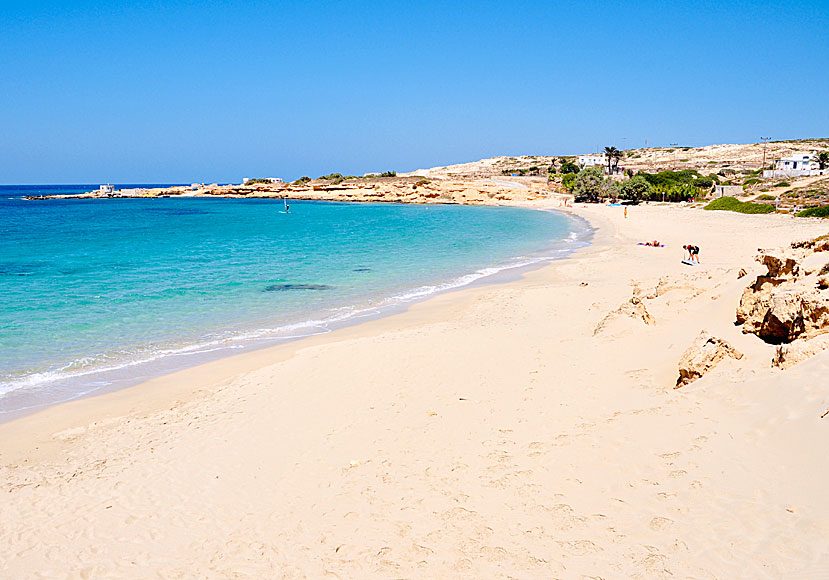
left=764, top=153, right=826, bottom=178
left=99, top=184, right=115, bottom=196
left=578, top=155, right=607, bottom=168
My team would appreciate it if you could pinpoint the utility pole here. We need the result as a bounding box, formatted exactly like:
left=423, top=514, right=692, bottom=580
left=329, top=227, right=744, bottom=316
left=622, top=137, right=627, bottom=151
left=761, top=136, right=771, bottom=172
left=670, top=143, right=678, bottom=168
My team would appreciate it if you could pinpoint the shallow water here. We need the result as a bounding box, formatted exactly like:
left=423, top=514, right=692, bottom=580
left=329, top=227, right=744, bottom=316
left=0, top=186, right=588, bottom=415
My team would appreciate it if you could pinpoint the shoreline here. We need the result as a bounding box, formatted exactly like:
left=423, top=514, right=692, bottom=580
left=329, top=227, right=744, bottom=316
left=2, top=203, right=828, bottom=578
left=0, top=200, right=587, bottom=424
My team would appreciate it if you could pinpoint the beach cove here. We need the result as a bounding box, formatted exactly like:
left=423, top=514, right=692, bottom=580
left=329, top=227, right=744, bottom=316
left=1, top=201, right=828, bottom=578
left=1, top=188, right=584, bottom=419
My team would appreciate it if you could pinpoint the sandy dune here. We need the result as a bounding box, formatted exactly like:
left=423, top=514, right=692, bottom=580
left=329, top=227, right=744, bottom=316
left=1, top=203, right=828, bottom=579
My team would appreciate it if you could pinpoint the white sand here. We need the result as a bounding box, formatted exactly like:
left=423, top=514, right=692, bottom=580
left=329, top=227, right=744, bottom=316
left=1, top=203, right=828, bottom=579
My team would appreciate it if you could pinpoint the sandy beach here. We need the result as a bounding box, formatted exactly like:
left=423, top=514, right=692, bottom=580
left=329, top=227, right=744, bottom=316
left=2, top=202, right=828, bottom=579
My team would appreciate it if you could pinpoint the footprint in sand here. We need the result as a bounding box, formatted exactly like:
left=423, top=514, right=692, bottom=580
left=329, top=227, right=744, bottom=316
left=649, top=516, right=675, bottom=531
left=557, top=539, right=602, bottom=555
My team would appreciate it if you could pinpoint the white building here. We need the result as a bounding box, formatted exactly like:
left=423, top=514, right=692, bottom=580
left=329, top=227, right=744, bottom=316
left=99, top=184, right=115, bottom=196
left=578, top=155, right=607, bottom=168
left=763, top=153, right=826, bottom=178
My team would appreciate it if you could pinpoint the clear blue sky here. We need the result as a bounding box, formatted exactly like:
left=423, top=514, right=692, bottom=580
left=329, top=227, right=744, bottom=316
left=1, top=0, right=827, bottom=183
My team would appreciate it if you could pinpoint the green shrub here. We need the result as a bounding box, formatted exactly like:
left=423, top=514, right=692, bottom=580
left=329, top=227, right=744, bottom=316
left=573, top=167, right=605, bottom=199
left=318, top=172, right=343, bottom=180
left=292, top=176, right=311, bottom=185
left=620, top=175, right=654, bottom=202
left=797, top=205, right=829, bottom=218
left=774, top=181, right=790, bottom=187
left=561, top=173, right=577, bottom=191
left=704, top=196, right=775, bottom=214
left=755, top=194, right=777, bottom=200
left=245, top=178, right=273, bottom=185
left=560, top=161, right=580, bottom=174
left=743, top=178, right=763, bottom=186
left=691, top=177, right=714, bottom=189
left=641, top=169, right=700, bottom=190
left=379, top=170, right=397, bottom=178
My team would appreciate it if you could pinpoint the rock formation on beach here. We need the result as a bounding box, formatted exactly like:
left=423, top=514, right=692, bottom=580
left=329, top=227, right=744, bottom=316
left=676, top=331, right=744, bottom=388
left=736, top=235, right=829, bottom=366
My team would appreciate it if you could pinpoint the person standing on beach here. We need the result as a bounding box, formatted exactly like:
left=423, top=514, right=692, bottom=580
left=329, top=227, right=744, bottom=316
left=624, top=206, right=628, bottom=219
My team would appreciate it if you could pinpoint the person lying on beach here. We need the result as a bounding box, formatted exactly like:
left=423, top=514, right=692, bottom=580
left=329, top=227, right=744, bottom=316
left=638, top=240, right=662, bottom=247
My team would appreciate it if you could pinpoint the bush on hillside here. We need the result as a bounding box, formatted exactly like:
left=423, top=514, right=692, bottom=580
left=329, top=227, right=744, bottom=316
left=561, top=172, right=577, bottom=191
left=559, top=161, right=580, bottom=174
left=704, top=196, right=775, bottom=214
left=293, top=176, right=311, bottom=185
left=797, top=205, right=829, bottom=218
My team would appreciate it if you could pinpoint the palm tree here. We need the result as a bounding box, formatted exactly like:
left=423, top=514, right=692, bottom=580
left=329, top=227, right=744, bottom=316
left=816, top=151, right=829, bottom=170
left=604, top=146, right=622, bottom=174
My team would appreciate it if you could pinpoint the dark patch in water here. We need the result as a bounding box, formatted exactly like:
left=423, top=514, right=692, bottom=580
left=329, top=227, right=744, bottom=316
left=264, top=283, right=334, bottom=292
left=0, top=264, right=38, bottom=276
left=352, top=267, right=372, bottom=272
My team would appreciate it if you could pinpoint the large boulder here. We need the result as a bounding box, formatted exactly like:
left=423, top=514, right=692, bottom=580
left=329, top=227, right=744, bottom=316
left=676, top=331, right=744, bottom=388
left=736, top=246, right=829, bottom=345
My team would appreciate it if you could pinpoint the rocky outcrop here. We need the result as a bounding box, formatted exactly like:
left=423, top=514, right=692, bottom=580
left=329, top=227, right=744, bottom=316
left=593, top=296, right=654, bottom=335
left=676, top=331, right=744, bottom=388
left=736, top=244, right=829, bottom=345
left=772, top=334, right=829, bottom=369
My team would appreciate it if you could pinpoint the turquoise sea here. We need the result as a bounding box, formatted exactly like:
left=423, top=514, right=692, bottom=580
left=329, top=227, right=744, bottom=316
left=0, top=185, right=589, bottom=417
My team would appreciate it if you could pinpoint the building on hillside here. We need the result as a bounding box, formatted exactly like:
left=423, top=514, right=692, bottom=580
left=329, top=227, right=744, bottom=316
left=578, top=155, right=607, bottom=168
left=763, top=153, right=827, bottom=178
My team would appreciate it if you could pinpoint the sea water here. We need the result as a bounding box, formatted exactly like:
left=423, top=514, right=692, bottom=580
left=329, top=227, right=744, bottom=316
left=0, top=185, right=589, bottom=417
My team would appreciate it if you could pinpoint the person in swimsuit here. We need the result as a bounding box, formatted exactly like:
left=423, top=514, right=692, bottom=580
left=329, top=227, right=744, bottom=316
left=683, top=244, right=700, bottom=262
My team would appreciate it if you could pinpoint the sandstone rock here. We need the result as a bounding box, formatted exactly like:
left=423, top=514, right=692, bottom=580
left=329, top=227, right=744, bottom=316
left=772, top=334, right=829, bottom=369
left=594, top=296, right=654, bottom=335
left=737, top=248, right=829, bottom=344
left=676, top=331, right=743, bottom=388
left=792, top=235, right=829, bottom=252
left=737, top=268, right=747, bottom=279
left=758, top=252, right=799, bottom=278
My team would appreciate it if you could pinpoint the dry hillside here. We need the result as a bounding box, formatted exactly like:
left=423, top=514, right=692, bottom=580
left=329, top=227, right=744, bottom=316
left=401, top=138, right=829, bottom=179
